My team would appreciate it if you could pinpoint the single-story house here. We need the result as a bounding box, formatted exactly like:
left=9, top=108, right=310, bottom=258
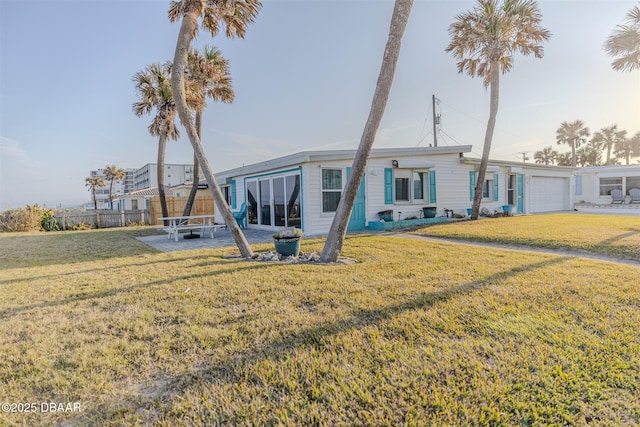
left=574, top=164, right=640, bottom=214
left=115, top=187, right=176, bottom=212
left=115, top=180, right=211, bottom=212
left=213, top=145, right=579, bottom=235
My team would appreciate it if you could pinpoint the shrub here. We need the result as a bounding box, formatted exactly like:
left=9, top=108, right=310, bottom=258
left=41, top=209, right=60, bottom=231
left=69, top=222, right=93, bottom=231
left=0, top=205, right=45, bottom=232
left=0, top=205, right=64, bottom=232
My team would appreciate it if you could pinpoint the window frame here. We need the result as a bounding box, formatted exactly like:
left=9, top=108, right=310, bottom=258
left=599, top=177, right=622, bottom=196
left=393, top=169, right=429, bottom=203
left=321, top=168, right=343, bottom=213
left=626, top=176, right=640, bottom=194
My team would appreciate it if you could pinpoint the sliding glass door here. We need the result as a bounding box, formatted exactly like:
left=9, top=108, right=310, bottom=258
left=245, top=172, right=301, bottom=228
left=286, top=175, right=301, bottom=228
left=259, top=179, right=271, bottom=226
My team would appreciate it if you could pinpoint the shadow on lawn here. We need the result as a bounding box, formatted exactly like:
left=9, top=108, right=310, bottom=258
left=0, top=261, right=279, bottom=319
left=0, top=252, right=230, bottom=286
left=134, top=255, right=572, bottom=420
left=598, top=229, right=640, bottom=247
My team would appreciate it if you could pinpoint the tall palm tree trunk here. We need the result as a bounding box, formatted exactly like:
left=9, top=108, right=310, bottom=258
left=92, top=188, right=98, bottom=210
left=471, top=63, right=500, bottom=220
left=320, top=0, right=413, bottom=263
left=108, top=180, right=115, bottom=210
left=171, top=4, right=253, bottom=258
left=182, top=112, right=203, bottom=217
left=157, top=132, right=170, bottom=224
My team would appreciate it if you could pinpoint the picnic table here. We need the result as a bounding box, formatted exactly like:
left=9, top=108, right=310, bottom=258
left=158, top=215, right=221, bottom=242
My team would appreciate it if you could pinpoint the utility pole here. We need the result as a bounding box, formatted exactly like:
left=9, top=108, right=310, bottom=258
left=518, top=152, right=530, bottom=163
left=432, top=95, right=438, bottom=147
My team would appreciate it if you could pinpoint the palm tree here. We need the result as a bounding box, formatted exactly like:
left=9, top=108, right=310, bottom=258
left=85, top=176, right=105, bottom=210
left=614, top=130, right=640, bottom=165
left=132, top=63, right=183, bottom=223
left=168, top=0, right=260, bottom=258
left=628, top=131, right=640, bottom=163
left=533, top=146, right=558, bottom=165
left=591, top=125, right=626, bottom=165
left=576, top=144, right=602, bottom=167
left=605, top=5, right=640, bottom=72
left=320, top=0, right=414, bottom=263
left=446, top=0, right=551, bottom=220
left=556, top=152, right=573, bottom=166
left=182, top=46, right=234, bottom=218
left=103, top=165, right=126, bottom=210
left=555, top=120, right=590, bottom=167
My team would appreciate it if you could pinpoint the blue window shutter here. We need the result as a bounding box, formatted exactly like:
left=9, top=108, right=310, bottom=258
left=575, top=175, right=582, bottom=196
left=493, top=173, right=499, bottom=201
left=231, top=179, right=237, bottom=209
left=429, top=170, right=437, bottom=203
left=384, top=168, right=393, bottom=204
left=469, top=171, right=476, bottom=201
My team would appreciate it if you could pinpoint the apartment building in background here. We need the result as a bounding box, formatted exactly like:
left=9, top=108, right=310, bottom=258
left=88, top=164, right=193, bottom=209
left=133, top=163, right=194, bottom=191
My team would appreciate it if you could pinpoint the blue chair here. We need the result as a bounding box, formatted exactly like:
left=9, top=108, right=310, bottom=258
left=233, top=202, right=247, bottom=228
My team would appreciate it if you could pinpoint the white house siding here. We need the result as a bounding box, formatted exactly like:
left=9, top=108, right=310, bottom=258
left=302, top=160, right=353, bottom=236
left=213, top=147, right=579, bottom=236
left=299, top=153, right=476, bottom=235
left=365, top=154, right=479, bottom=222
left=576, top=165, right=640, bottom=204
left=462, top=161, right=575, bottom=215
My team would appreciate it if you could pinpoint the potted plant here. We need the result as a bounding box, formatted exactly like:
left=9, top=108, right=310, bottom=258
left=273, top=227, right=303, bottom=257
left=422, top=206, right=437, bottom=218
left=377, top=210, right=393, bottom=222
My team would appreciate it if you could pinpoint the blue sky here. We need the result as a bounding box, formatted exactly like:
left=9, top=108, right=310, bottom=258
left=1, top=0, right=638, bottom=209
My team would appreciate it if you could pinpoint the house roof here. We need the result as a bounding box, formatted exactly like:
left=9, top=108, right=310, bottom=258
left=461, top=157, right=577, bottom=172
left=121, top=187, right=175, bottom=198
left=578, top=164, right=640, bottom=173
left=171, top=178, right=208, bottom=189
left=216, top=145, right=473, bottom=180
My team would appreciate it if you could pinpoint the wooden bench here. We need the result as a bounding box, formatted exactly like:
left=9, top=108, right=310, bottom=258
left=158, top=215, right=220, bottom=242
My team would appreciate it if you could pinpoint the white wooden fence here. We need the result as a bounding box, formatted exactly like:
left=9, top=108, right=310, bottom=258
left=54, top=210, right=151, bottom=230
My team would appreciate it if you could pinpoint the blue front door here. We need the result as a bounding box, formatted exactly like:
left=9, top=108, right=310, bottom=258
left=346, top=167, right=366, bottom=231
left=517, top=174, right=524, bottom=213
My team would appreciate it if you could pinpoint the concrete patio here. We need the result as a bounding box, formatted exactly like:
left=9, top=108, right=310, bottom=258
left=137, top=228, right=278, bottom=252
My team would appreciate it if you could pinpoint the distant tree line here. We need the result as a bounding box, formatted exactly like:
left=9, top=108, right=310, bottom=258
left=534, top=122, right=640, bottom=167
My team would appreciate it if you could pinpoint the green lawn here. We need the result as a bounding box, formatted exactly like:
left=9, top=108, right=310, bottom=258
left=1, top=221, right=639, bottom=426
left=412, top=213, right=640, bottom=261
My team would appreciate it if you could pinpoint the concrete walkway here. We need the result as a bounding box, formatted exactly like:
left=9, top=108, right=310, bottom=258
left=384, top=232, right=640, bottom=268
left=137, top=228, right=277, bottom=252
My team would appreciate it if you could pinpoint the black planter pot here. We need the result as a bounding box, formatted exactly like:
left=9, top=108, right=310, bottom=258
left=274, top=237, right=301, bottom=257
left=422, top=207, right=437, bottom=218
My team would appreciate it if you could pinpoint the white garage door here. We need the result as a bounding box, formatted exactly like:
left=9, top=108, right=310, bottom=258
left=530, top=177, right=569, bottom=213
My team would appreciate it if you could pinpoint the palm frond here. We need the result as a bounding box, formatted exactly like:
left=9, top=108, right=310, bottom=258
left=605, top=6, right=640, bottom=72
left=446, top=0, right=550, bottom=85
left=200, top=0, right=261, bottom=39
